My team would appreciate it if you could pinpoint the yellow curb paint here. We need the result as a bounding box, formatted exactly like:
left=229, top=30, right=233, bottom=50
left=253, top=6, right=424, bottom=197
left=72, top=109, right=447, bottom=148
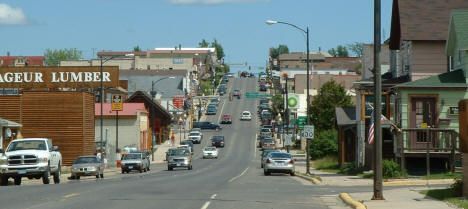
left=339, top=193, right=366, bottom=209
left=296, top=173, right=321, bottom=184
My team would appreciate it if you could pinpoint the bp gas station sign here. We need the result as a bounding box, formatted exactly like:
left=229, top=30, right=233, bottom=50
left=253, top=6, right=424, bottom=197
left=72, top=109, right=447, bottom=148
left=287, top=94, right=299, bottom=110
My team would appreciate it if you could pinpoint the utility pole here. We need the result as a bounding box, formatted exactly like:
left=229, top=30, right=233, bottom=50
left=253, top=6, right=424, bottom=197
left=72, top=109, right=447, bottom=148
left=372, top=0, right=384, bottom=200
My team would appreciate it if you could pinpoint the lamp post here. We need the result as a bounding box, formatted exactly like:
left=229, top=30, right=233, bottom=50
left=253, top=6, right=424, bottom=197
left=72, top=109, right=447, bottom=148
left=149, top=76, right=175, bottom=160
left=267, top=19, right=311, bottom=173
left=178, top=117, right=183, bottom=144
left=277, top=113, right=282, bottom=143
left=99, top=53, right=134, bottom=156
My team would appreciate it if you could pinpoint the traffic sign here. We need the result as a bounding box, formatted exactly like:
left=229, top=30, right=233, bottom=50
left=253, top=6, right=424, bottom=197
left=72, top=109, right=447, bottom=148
left=302, top=125, right=314, bottom=138
left=111, top=95, right=123, bottom=111
left=284, top=134, right=293, bottom=146
left=296, top=116, right=307, bottom=129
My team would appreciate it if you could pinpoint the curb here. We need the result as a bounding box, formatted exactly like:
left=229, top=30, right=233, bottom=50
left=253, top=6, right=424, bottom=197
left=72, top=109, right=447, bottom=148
left=339, top=193, right=366, bottom=209
left=296, top=172, right=321, bottom=184
left=383, top=179, right=454, bottom=186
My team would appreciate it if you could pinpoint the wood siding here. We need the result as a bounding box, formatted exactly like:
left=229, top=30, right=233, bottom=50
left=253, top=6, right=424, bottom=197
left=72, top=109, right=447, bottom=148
left=411, top=41, right=447, bottom=74
left=0, top=95, right=21, bottom=122
left=0, top=92, right=95, bottom=165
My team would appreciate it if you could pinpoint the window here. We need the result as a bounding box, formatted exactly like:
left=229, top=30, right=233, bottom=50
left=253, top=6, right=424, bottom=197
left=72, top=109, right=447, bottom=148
left=285, top=65, right=289, bottom=68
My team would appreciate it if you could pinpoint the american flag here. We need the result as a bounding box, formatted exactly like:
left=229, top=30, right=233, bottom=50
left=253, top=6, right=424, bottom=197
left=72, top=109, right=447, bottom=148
left=368, top=111, right=388, bottom=144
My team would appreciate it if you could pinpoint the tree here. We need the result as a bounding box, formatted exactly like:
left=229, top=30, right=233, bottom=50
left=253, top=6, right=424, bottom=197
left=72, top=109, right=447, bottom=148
left=328, top=45, right=349, bottom=57
left=310, top=80, right=353, bottom=131
left=210, top=39, right=225, bottom=61
left=269, top=44, right=289, bottom=59
left=44, top=48, right=83, bottom=66
left=271, top=95, right=284, bottom=118
left=348, top=42, right=364, bottom=57
left=198, top=39, right=209, bottom=48
left=133, top=45, right=141, bottom=52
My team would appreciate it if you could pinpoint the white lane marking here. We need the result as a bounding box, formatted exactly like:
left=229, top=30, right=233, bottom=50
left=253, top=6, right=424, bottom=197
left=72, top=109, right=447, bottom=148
left=254, top=133, right=257, bottom=157
left=201, top=201, right=211, bottom=209
left=211, top=194, right=217, bottom=199
left=228, top=167, right=249, bottom=183
left=217, top=99, right=227, bottom=123
left=63, top=193, right=80, bottom=198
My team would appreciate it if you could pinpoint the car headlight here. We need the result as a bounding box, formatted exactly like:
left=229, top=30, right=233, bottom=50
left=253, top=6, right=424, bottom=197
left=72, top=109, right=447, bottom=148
left=0, top=156, right=7, bottom=165
left=38, top=157, right=48, bottom=163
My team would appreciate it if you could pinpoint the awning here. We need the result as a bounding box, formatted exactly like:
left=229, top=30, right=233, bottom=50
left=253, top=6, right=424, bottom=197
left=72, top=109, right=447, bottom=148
left=0, top=118, right=22, bottom=128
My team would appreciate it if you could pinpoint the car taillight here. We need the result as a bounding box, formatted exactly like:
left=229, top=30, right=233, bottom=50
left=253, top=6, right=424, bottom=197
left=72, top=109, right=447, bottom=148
left=289, top=159, right=294, bottom=164
left=266, top=159, right=271, bottom=164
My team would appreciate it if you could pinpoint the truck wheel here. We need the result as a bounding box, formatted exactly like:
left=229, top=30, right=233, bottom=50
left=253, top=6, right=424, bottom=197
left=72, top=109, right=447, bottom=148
left=53, top=164, right=61, bottom=184
left=14, top=177, right=21, bottom=186
left=42, top=169, right=50, bottom=184
left=168, top=166, right=173, bottom=171
left=100, top=173, right=104, bottom=178
left=0, top=176, right=8, bottom=186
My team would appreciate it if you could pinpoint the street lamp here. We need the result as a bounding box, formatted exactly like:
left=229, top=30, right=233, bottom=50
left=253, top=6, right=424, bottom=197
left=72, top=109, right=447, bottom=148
left=150, top=76, right=176, bottom=100
left=99, top=53, right=134, bottom=156
left=183, top=113, right=187, bottom=139
left=178, top=117, right=183, bottom=144
left=266, top=19, right=311, bottom=174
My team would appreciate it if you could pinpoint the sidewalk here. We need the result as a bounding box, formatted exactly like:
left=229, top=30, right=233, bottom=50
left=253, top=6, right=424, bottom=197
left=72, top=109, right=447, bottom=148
left=294, top=161, right=455, bottom=209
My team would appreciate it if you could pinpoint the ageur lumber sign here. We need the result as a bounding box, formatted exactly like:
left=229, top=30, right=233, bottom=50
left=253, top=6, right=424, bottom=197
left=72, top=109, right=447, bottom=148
left=0, top=67, right=119, bottom=88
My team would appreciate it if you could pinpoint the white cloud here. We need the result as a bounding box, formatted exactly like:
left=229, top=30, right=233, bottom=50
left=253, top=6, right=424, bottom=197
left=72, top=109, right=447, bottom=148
left=0, top=3, right=27, bottom=25
left=169, top=0, right=267, bottom=5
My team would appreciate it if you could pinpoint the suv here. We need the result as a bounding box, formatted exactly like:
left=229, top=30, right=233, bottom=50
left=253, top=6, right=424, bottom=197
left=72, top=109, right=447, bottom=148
left=193, top=121, right=222, bottom=131
left=0, top=138, right=62, bottom=186
left=120, top=152, right=150, bottom=173
left=167, top=148, right=192, bottom=170
left=188, top=131, right=203, bottom=144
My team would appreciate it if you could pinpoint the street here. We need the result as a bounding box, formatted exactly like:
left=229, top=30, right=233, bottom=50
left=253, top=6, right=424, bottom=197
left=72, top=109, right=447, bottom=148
left=0, top=77, right=342, bottom=209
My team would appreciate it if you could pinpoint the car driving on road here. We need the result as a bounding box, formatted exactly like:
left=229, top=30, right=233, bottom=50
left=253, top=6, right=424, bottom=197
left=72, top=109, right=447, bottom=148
left=167, top=148, right=192, bottom=171
left=121, top=152, right=150, bottom=174
left=193, top=121, right=222, bottom=131
left=211, top=136, right=225, bottom=148
left=220, top=114, right=232, bottom=124
left=188, top=131, right=203, bottom=144
left=71, top=156, right=105, bottom=179
left=240, top=111, right=252, bottom=120
left=202, top=146, right=219, bottom=159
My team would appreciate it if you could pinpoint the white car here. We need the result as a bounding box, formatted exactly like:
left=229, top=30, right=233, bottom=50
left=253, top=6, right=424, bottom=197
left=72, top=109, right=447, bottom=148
left=188, top=131, right=203, bottom=144
left=241, top=111, right=252, bottom=120
left=202, top=146, right=218, bottom=159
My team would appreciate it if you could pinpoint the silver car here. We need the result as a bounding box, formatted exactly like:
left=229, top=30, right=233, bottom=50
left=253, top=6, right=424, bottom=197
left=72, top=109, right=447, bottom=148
left=71, top=156, right=105, bottom=179
left=167, top=148, right=193, bottom=170
left=121, top=152, right=150, bottom=173
left=263, top=152, right=295, bottom=176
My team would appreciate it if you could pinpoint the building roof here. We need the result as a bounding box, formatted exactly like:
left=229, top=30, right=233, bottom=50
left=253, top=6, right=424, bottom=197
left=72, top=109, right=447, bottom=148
left=97, top=51, right=147, bottom=57
left=279, top=52, right=325, bottom=61
left=126, top=91, right=172, bottom=124
left=389, top=0, right=468, bottom=50
left=335, top=107, right=356, bottom=126
left=446, top=9, right=468, bottom=56
left=95, top=103, right=147, bottom=116
left=395, top=69, right=467, bottom=88
left=322, top=57, right=361, bottom=72
left=0, top=56, right=44, bottom=66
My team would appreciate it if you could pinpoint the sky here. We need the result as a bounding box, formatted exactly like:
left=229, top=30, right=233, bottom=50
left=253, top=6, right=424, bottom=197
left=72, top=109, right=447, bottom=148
left=0, top=0, right=392, bottom=72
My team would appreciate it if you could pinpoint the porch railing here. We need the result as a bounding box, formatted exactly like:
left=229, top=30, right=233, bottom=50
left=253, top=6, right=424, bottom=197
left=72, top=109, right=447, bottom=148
left=395, top=128, right=459, bottom=173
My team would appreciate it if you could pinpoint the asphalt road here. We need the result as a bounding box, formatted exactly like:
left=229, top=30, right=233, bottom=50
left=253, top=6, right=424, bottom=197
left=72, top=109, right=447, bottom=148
left=0, top=77, right=343, bottom=209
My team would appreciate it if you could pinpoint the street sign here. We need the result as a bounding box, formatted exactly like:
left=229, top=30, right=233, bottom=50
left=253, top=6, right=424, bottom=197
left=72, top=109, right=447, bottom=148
left=302, top=125, right=314, bottom=138
left=111, top=95, right=123, bottom=111
left=245, top=92, right=270, bottom=99
left=296, top=116, right=307, bottom=129
left=287, top=94, right=299, bottom=110
left=284, top=134, right=293, bottom=146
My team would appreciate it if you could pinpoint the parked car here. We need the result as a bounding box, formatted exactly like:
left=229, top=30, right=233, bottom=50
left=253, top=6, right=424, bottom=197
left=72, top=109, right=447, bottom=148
left=221, top=114, right=232, bottom=124
left=259, top=84, right=267, bottom=92
left=210, top=99, right=219, bottom=106
left=121, top=152, right=150, bottom=173
left=71, top=156, right=105, bottom=179
left=261, top=139, right=276, bottom=150
left=240, top=111, right=252, bottom=120
left=193, top=121, right=222, bottom=130
left=261, top=149, right=279, bottom=168
left=264, top=152, right=295, bottom=176
left=260, top=128, right=272, bottom=137
left=202, top=146, right=219, bottom=159
left=206, top=106, right=217, bottom=115
left=188, top=131, right=203, bottom=144
left=167, top=148, right=192, bottom=171
left=211, top=136, right=225, bottom=148
left=258, top=136, right=273, bottom=148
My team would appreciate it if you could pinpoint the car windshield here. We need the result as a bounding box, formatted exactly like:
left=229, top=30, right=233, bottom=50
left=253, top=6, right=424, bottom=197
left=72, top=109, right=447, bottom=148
left=261, top=128, right=271, bottom=132
left=204, top=147, right=216, bottom=151
left=262, top=150, right=277, bottom=157
left=212, top=136, right=224, bottom=141
left=168, top=149, right=189, bottom=156
left=242, top=112, right=250, bottom=115
left=122, top=154, right=141, bottom=160
left=269, top=153, right=291, bottom=158
left=189, top=132, right=200, bottom=136
left=7, top=140, right=47, bottom=151
left=74, top=157, right=100, bottom=164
